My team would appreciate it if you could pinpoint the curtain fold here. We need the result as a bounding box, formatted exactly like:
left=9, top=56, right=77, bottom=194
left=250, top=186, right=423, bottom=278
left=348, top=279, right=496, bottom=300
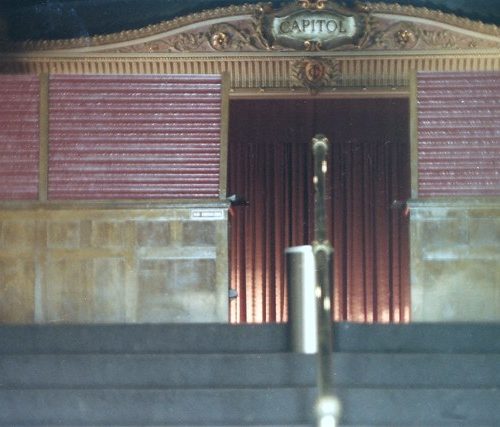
left=228, top=99, right=410, bottom=323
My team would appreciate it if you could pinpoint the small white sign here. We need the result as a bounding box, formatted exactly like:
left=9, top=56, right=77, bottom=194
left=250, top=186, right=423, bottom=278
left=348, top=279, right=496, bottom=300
left=190, top=209, right=225, bottom=220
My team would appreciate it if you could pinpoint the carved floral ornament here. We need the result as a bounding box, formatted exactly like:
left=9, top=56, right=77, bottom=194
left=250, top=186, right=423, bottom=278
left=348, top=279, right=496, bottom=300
left=1, top=1, right=499, bottom=53
left=298, top=0, right=328, bottom=10
left=292, top=58, right=340, bottom=93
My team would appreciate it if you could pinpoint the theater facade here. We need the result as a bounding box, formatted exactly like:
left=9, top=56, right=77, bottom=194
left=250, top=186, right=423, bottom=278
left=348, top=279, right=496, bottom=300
left=0, top=0, right=499, bottom=324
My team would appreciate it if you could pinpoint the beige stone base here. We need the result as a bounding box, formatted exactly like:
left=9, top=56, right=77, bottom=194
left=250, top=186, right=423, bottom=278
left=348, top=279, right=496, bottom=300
left=410, top=200, right=500, bottom=322
left=0, top=203, right=229, bottom=324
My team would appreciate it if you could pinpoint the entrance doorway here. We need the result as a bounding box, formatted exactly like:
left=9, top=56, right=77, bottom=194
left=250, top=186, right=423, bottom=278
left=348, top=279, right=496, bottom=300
left=228, top=98, right=410, bottom=324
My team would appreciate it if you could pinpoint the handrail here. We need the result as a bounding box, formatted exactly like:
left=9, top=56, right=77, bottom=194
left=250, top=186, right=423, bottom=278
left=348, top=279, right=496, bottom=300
left=311, top=134, right=341, bottom=427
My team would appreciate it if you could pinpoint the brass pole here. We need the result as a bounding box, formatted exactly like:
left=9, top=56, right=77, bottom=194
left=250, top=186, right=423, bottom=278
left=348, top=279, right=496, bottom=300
left=311, top=134, right=341, bottom=427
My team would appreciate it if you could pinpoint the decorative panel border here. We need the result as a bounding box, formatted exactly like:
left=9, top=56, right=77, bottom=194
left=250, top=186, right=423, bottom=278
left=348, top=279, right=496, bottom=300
left=0, top=1, right=499, bottom=96
left=1, top=2, right=499, bottom=53
left=1, top=53, right=499, bottom=95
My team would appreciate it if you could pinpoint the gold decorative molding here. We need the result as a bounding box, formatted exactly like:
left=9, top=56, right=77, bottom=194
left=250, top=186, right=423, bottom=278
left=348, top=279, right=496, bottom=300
left=2, top=53, right=498, bottom=94
left=1, top=1, right=499, bottom=53
left=299, top=0, right=328, bottom=10
left=0, top=4, right=259, bottom=52
left=292, top=58, right=340, bottom=93
left=357, top=2, right=500, bottom=37
left=0, top=2, right=499, bottom=95
left=359, top=15, right=500, bottom=50
left=208, top=22, right=269, bottom=51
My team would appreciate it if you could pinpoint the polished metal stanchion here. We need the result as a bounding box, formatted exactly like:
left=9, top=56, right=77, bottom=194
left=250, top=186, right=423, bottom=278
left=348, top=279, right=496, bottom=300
left=286, top=245, right=317, bottom=354
left=311, top=134, right=341, bottom=427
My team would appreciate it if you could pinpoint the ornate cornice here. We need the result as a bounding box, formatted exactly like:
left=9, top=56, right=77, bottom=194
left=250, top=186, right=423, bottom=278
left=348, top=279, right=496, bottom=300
left=359, top=17, right=499, bottom=50
left=1, top=4, right=258, bottom=52
left=357, top=2, right=500, bottom=37
left=1, top=1, right=499, bottom=94
left=1, top=1, right=499, bottom=53
left=1, top=52, right=498, bottom=94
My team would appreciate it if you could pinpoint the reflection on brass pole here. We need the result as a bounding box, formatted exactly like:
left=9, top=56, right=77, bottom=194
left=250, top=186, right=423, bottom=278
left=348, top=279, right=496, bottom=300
left=311, top=134, right=341, bottom=427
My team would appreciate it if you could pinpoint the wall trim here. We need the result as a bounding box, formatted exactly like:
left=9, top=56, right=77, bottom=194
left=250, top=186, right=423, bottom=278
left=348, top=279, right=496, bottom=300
left=0, top=1, right=498, bottom=95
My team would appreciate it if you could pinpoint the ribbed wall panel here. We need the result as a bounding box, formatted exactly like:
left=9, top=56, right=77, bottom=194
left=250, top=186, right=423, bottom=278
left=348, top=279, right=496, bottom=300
left=48, top=75, right=222, bottom=199
left=417, top=72, right=500, bottom=197
left=0, top=75, right=40, bottom=200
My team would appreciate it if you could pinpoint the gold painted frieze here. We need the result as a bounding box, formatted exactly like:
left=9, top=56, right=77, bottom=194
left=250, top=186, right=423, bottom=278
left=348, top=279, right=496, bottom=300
left=0, top=1, right=499, bottom=94
left=1, top=1, right=499, bottom=53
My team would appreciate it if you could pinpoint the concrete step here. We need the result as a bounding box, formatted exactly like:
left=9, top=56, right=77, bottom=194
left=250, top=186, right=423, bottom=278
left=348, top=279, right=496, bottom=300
left=1, top=323, right=499, bottom=426
left=336, top=322, right=500, bottom=354
left=0, top=324, right=287, bottom=355
left=1, top=353, right=499, bottom=388
left=0, top=387, right=498, bottom=426
left=1, top=322, right=500, bottom=354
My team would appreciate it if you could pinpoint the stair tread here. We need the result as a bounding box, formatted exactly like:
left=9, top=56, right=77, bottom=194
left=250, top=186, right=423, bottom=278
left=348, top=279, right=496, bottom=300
left=1, top=352, right=499, bottom=388
left=1, top=323, right=499, bottom=426
left=0, top=387, right=498, bottom=426
left=1, top=322, right=500, bottom=354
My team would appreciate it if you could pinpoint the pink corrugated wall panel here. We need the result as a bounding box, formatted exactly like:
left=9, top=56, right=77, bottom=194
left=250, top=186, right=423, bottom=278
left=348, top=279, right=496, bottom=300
left=0, top=75, right=39, bottom=200
left=417, top=72, right=500, bottom=197
left=48, top=74, right=222, bottom=199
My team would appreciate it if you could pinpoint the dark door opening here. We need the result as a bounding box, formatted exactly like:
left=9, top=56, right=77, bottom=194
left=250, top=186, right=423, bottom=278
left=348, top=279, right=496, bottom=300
left=228, top=98, right=410, bottom=323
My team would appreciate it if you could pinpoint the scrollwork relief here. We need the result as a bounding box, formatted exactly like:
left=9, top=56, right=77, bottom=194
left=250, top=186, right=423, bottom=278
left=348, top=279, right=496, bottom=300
left=292, top=58, right=340, bottom=94
left=207, top=23, right=270, bottom=51
left=1, top=1, right=498, bottom=53
left=363, top=20, right=500, bottom=50
left=358, top=1, right=500, bottom=38
left=112, top=10, right=499, bottom=54
left=111, top=20, right=270, bottom=53
left=418, top=28, right=460, bottom=49
left=167, top=32, right=207, bottom=51
left=113, top=32, right=207, bottom=53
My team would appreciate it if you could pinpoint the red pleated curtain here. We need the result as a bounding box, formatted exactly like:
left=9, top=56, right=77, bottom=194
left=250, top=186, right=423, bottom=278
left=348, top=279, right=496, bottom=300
left=228, top=98, right=410, bottom=323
